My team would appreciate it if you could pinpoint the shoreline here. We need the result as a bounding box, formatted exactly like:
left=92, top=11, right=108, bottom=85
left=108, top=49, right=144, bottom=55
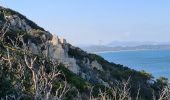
left=94, top=49, right=170, bottom=80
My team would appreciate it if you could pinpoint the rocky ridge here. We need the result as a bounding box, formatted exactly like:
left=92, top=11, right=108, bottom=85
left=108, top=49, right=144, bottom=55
left=0, top=6, right=106, bottom=85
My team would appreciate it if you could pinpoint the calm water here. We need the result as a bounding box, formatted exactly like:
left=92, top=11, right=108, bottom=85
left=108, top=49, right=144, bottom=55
left=98, top=49, right=170, bottom=79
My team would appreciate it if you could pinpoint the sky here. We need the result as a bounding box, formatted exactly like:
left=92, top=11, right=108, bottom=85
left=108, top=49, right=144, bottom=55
left=1, top=0, right=170, bottom=46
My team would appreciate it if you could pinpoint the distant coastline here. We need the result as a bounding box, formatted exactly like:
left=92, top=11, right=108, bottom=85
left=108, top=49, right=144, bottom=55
left=82, top=44, right=170, bottom=53
left=93, top=48, right=170, bottom=54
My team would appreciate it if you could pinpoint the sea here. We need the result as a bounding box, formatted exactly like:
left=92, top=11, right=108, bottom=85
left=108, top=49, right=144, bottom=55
left=97, top=49, right=170, bottom=80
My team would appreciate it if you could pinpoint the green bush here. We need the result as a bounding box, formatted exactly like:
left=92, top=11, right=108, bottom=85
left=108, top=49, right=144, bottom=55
left=58, top=65, right=88, bottom=92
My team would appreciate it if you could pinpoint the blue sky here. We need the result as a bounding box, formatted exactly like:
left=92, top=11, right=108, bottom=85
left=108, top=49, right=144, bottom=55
left=1, top=0, right=170, bottom=45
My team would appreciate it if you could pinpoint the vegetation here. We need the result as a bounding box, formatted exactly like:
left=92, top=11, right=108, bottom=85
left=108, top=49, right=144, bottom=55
left=0, top=6, right=45, bottom=30
left=0, top=6, right=169, bottom=100
left=68, top=44, right=170, bottom=100
left=58, top=64, right=89, bottom=92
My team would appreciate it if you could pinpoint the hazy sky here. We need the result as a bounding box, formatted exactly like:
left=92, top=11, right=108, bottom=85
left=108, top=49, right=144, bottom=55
left=1, top=0, right=170, bottom=46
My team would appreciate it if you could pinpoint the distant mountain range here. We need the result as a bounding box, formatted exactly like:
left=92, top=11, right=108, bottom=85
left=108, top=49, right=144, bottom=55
left=106, top=41, right=170, bottom=47
left=81, top=41, right=170, bottom=53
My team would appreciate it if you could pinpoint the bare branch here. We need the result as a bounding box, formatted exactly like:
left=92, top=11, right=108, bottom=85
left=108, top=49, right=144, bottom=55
left=135, top=85, right=141, bottom=100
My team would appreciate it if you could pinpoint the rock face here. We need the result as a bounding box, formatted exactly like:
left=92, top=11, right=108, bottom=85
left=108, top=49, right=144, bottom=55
left=5, top=15, right=31, bottom=32
left=28, top=42, right=39, bottom=54
left=50, top=35, right=60, bottom=45
left=63, top=58, right=80, bottom=74
left=46, top=35, right=80, bottom=74
left=91, top=60, right=103, bottom=71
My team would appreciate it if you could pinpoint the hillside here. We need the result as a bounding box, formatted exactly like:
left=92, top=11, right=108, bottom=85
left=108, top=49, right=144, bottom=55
left=0, top=6, right=169, bottom=100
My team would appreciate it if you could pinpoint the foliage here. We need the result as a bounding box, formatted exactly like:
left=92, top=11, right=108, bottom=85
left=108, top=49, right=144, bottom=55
left=0, top=6, right=169, bottom=100
left=58, top=64, right=89, bottom=92
left=0, top=7, right=44, bottom=30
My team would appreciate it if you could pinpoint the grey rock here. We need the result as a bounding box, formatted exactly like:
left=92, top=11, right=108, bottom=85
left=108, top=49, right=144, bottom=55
left=91, top=60, right=103, bottom=71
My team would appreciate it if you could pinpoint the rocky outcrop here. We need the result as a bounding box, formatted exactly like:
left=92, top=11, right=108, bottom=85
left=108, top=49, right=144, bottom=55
left=63, top=58, right=80, bottom=74
left=46, top=35, right=80, bottom=74
left=0, top=7, right=80, bottom=74
left=91, top=60, right=103, bottom=71
left=5, top=15, right=31, bottom=32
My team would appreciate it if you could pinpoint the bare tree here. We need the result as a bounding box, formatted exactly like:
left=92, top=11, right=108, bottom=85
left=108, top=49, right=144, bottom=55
left=0, top=12, right=11, bottom=42
left=0, top=21, right=10, bottom=41
left=111, top=77, right=132, bottom=100
left=153, top=84, right=170, bottom=100
left=1, top=48, right=12, bottom=69
left=90, top=88, right=110, bottom=100
left=135, top=85, right=141, bottom=100
left=89, top=77, right=141, bottom=100
left=22, top=40, right=69, bottom=99
left=0, top=34, right=70, bottom=100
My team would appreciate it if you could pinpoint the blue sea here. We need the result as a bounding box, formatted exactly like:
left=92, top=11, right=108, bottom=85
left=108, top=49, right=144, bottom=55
left=98, top=49, right=170, bottom=80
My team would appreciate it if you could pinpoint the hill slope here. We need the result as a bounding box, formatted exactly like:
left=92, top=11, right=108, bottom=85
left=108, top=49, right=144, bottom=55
left=0, top=6, right=168, bottom=100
